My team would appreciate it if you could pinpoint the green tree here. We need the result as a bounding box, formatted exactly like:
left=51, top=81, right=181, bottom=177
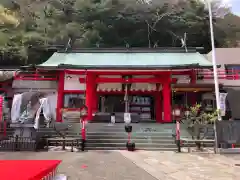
left=0, top=0, right=239, bottom=66
left=0, top=5, right=19, bottom=26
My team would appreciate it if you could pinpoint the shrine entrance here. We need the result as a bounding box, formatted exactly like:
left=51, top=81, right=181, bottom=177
left=99, top=95, right=155, bottom=121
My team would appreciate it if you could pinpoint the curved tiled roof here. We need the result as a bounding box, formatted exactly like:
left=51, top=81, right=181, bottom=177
left=38, top=50, right=212, bottom=69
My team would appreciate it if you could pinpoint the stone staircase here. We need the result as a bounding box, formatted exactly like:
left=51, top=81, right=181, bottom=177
left=85, top=123, right=178, bottom=151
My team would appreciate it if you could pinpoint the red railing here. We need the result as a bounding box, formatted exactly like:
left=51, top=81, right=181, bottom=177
left=196, top=69, right=240, bottom=80
left=12, top=69, right=240, bottom=81
left=14, top=70, right=58, bottom=81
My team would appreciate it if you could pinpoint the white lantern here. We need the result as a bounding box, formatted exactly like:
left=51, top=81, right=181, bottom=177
left=185, top=110, right=190, bottom=117
left=173, top=108, right=181, bottom=117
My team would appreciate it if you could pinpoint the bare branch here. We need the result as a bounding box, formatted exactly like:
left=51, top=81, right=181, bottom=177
left=146, top=20, right=151, bottom=48
left=145, top=11, right=174, bottom=48
left=151, top=12, right=173, bottom=31
left=166, top=30, right=181, bottom=40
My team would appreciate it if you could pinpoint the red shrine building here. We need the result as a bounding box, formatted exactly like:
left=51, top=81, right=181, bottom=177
left=7, top=48, right=218, bottom=123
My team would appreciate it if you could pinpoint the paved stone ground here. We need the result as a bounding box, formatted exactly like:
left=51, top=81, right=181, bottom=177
left=0, top=151, right=157, bottom=180
left=1, top=150, right=240, bottom=180
left=120, top=150, right=240, bottom=180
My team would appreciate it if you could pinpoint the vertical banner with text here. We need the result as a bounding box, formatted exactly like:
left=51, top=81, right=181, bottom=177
left=219, top=93, right=228, bottom=116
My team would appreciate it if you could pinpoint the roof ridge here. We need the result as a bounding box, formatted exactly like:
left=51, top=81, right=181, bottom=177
left=57, top=47, right=203, bottom=53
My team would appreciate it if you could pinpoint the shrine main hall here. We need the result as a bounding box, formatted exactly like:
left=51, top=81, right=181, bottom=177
left=13, top=48, right=214, bottom=123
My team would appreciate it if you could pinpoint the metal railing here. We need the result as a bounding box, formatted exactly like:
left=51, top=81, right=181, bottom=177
left=0, top=136, right=37, bottom=151
left=196, top=69, right=240, bottom=80
left=0, top=125, right=44, bottom=152
left=14, top=70, right=58, bottom=81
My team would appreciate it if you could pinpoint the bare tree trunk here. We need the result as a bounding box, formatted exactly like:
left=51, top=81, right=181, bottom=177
left=147, top=23, right=151, bottom=48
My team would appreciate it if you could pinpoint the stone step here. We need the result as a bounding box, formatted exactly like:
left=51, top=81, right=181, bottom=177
left=86, top=123, right=175, bottom=131
left=86, top=142, right=176, bottom=148
left=86, top=130, right=156, bottom=134
left=86, top=134, right=174, bottom=140
left=87, top=136, right=174, bottom=141
left=181, top=143, right=214, bottom=148
left=65, top=119, right=80, bottom=123
left=87, top=124, right=174, bottom=129
left=87, top=138, right=175, bottom=144
left=86, top=130, right=175, bottom=135
left=85, top=147, right=178, bottom=151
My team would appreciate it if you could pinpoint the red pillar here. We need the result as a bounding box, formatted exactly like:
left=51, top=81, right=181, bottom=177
left=190, top=70, right=197, bottom=106
left=85, top=73, right=95, bottom=121
left=155, top=84, right=162, bottom=123
left=92, top=84, right=98, bottom=114
left=162, top=74, right=172, bottom=123
left=56, top=71, right=65, bottom=122
left=190, top=69, right=196, bottom=84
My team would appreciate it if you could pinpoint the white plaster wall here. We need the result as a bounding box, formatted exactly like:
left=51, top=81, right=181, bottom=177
left=12, top=80, right=57, bottom=89
left=97, top=75, right=122, bottom=91
left=64, top=74, right=86, bottom=90
left=172, top=75, right=190, bottom=84
left=131, top=75, right=156, bottom=91
left=97, top=75, right=157, bottom=91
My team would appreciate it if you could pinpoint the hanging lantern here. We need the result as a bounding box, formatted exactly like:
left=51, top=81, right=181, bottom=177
left=173, top=108, right=181, bottom=117
left=80, top=105, right=88, bottom=117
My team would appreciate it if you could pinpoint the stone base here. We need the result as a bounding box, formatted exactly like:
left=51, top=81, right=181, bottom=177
left=10, top=123, right=37, bottom=139
left=219, top=148, right=240, bottom=154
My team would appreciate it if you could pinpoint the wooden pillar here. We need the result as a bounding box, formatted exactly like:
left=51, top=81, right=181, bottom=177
left=162, top=74, right=172, bottom=123
left=56, top=71, right=65, bottom=122
left=155, top=84, right=162, bottom=123
left=86, top=73, right=95, bottom=120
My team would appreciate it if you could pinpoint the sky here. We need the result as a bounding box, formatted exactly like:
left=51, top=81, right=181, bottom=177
left=222, top=0, right=240, bottom=15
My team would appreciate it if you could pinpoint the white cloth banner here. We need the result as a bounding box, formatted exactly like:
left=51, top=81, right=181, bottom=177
left=111, top=115, right=115, bottom=124
left=34, top=98, right=52, bottom=129
left=219, top=93, right=228, bottom=116
left=11, top=94, right=22, bottom=123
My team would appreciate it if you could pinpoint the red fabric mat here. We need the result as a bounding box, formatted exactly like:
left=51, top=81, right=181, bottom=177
left=0, top=160, right=61, bottom=180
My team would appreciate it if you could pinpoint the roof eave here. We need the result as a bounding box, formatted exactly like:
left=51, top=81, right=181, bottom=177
left=35, top=63, right=217, bottom=70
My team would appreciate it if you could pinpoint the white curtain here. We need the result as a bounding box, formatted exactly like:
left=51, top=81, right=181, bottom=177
left=47, top=93, right=57, bottom=121
left=11, top=94, right=22, bottom=123
left=34, top=98, right=52, bottom=129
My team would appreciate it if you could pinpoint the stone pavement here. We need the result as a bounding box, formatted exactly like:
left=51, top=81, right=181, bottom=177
left=1, top=150, right=240, bottom=180
left=119, top=150, right=240, bottom=180
left=0, top=151, right=156, bottom=180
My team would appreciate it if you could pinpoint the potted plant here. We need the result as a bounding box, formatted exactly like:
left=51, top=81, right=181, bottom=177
left=184, top=104, right=217, bottom=150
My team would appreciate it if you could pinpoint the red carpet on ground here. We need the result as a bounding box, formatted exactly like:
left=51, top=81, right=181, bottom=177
left=0, top=160, right=61, bottom=180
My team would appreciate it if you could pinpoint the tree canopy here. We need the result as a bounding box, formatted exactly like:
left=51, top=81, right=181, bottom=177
left=0, top=0, right=240, bottom=66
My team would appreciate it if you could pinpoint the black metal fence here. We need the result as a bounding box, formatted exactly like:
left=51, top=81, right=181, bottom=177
left=216, top=120, right=240, bottom=148
left=0, top=123, right=83, bottom=152
left=0, top=125, right=45, bottom=152
left=0, top=136, right=38, bottom=151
